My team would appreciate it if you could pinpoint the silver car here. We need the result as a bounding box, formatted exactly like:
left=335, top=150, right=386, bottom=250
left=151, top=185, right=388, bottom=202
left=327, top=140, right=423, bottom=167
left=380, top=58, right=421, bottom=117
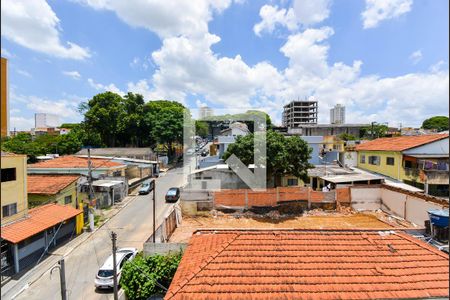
left=94, top=248, right=138, bottom=289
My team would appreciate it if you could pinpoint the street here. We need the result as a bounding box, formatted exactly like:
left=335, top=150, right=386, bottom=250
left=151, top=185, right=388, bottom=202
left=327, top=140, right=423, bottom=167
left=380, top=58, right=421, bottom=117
left=14, top=159, right=192, bottom=300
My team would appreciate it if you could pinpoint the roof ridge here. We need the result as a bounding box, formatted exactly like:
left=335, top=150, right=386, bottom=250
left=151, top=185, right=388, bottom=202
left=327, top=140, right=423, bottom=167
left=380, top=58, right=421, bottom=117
left=167, top=233, right=241, bottom=299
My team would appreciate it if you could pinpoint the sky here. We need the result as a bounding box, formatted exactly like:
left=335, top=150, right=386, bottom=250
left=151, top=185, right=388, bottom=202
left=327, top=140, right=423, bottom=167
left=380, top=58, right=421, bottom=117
left=1, top=0, right=449, bottom=130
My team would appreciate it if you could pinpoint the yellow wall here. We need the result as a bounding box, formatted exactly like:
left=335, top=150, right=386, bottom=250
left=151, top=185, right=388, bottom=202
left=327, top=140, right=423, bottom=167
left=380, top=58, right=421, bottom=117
left=28, top=181, right=78, bottom=208
left=1, top=155, right=27, bottom=223
left=1, top=57, right=8, bottom=138
left=357, top=151, right=404, bottom=180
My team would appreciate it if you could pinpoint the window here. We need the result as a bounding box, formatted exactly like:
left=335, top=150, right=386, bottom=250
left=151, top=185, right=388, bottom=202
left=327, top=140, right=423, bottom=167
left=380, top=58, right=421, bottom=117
left=287, top=178, right=298, bottom=186
left=360, top=155, right=366, bottom=164
left=1, top=168, right=16, bottom=182
left=404, top=160, right=413, bottom=168
left=368, top=156, right=380, bottom=165
left=386, top=157, right=395, bottom=166
left=2, top=203, right=17, bottom=217
left=64, top=195, right=72, bottom=204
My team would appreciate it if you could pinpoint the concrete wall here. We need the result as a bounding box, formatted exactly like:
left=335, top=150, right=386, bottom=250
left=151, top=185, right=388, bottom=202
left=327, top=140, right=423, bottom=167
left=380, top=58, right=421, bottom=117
left=350, top=187, right=382, bottom=211
left=1, top=155, right=28, bottom=223
left=380, top=188, right=406, bottom=217
left=341, top=151, right=357, bottom=167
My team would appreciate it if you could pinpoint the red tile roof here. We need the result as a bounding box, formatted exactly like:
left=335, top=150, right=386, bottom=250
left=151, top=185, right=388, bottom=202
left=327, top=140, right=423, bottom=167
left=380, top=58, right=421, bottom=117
left=355, top=134, right=448, bottom=152
left=166, top=229, right=449, bottom=300
left=28, top=155, right=124, bottom=169
left=28, top=174, right=80, bottom=195
left=1, top=204, right=82, bottom=244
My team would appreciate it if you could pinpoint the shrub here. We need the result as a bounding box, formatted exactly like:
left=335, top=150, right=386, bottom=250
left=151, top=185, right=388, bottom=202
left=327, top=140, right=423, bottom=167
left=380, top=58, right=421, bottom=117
left=120, top=251, right=183, bottom=300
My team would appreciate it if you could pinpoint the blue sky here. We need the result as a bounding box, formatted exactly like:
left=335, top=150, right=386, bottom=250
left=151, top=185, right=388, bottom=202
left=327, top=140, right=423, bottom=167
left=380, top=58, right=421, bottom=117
left=1, top=0, right=448, bottom=130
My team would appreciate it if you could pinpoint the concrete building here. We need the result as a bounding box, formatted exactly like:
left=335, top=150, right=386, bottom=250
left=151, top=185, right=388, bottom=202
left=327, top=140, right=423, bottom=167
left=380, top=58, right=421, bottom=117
left=218, top=122, right=250, bottom=157
left=27, top=155, right=127, bottom=179
left=1, top=58, right=9, bottom=138
left=1, top=152, right=28, bottom=224
left=282, top=99, right=318, bottom=127
left=34, top=113, right=60, bottom=128
left=199, top=106, right=214, bottom=119
left=76, top=147, right=156, bottom=161
left=356, top=134, right=449, bottom=197
left=27, top=175, right=81, bottom=209
left=330, top=104, right=345, bottom=124
left=287, top=123, right=366, bottom=137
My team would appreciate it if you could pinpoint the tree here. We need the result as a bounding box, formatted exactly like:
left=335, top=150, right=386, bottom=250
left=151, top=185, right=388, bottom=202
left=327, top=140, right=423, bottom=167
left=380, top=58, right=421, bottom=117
left=338, top=133, right=357, bottom=141
left=223, top=130, right=313, bottom=187
left=422, top=116, right=449, bottom=132
left=195, top=120, right=209, bottom=137
left=80, top=92, right=124, bottom=147
left=360, top=124, right=388, bottom=139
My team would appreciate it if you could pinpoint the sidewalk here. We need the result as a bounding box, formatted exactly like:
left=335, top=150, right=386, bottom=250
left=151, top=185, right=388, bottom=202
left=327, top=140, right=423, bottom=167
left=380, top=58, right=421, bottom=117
left=1, top=194, right=138, bottom=300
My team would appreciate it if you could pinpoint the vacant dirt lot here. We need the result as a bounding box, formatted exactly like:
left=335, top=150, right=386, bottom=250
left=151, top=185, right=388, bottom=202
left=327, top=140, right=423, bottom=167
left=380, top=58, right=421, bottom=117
left=169, top=211, right=408, bottom=243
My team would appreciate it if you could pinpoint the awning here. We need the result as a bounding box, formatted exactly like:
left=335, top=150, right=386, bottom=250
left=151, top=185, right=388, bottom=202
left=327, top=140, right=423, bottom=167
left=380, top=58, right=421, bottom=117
left=1, top=204, right=82, bottom=244
left=404, top=154, right=449, bottom=158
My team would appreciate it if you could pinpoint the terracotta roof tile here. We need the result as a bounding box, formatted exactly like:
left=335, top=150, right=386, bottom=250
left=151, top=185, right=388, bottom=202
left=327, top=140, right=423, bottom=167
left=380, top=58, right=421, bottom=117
left=355, top=134, right=448, bottom=152
left=165, top=229, right=449, bottom=300
left=28, top=155, right=124, bottom=169
left=28, top=174, right=80, bottom=195
left=1, top=204, right=82, bottom=243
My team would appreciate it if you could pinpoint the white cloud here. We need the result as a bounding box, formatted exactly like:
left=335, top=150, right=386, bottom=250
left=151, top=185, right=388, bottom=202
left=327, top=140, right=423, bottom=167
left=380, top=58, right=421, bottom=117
left=429, top=60, right=447, bottom=73
left=10, top=116, right=35, bottom=131
left=16, top=69, right=32, bottom=77
left=1, top=0, right=90, bottom=59
left=87, top=78, right=125, bottom=95
left=409, top=50, right=422, bottom=64
left=292, top=0, right=332, bottom=26
left=253, top=5, right=298, bottom=36
left=362, top=0, right=413, bottom=29
left=75, top=0, right=233, bottom=38
left=254, top=1, right=331, bottom=36
left=1, top=48, right=14, bottom=58
left=63, top=70, right=81, bottom=80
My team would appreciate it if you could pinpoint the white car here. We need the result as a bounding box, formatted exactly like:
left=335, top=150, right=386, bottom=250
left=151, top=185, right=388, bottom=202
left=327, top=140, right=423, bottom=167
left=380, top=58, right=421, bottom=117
left=186, top=148, right=195, bottom=155
left=94, top=248, right=138, bottom=289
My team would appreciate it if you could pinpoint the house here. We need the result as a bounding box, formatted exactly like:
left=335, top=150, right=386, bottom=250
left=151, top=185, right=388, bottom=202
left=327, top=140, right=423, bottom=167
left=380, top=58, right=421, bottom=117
left=27, top=155, right=127, bottom=179
left=217, top=122, right=250, bottom=157
left=356, top=134, right=449, bottom=197
left=1, top=152, right=28, bottom=224
left=75, top=147, right=156, bottom=161
left=1, top=204, right=82, bottom=275
left=165, top=229, right=449, bottom=300
left=27, top=174, right=81, bottom=209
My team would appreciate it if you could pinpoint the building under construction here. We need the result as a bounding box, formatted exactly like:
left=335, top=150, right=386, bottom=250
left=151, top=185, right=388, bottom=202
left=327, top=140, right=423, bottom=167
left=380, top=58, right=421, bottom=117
left=282, top=99, right=318, bottom=128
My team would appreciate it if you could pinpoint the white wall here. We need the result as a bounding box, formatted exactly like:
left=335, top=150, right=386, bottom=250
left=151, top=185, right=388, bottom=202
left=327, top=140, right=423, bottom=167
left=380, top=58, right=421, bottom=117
left=350, top=187, right=381, bottom=211
left=381, top=189, right=407, bottom=217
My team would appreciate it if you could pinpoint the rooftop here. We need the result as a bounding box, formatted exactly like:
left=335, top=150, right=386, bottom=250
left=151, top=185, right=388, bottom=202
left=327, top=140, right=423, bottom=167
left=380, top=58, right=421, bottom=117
left=76, top=147, right=153, bottom=156
left=166, top=229, right=449, bottom=300
left=1, top=204, right=82, bottom=243
left=28, top=174, right=80, bottom=195
left=28, top=155, right=124, bottom=169
left=355, top=134, right=449, bottom=152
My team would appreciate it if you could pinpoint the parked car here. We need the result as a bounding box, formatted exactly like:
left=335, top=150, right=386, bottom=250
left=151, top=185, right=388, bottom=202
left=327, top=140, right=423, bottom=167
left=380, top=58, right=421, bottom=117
left=165, top=187, right=180, bottom=203
left=138, top=180, right=155, bottom=195
left=94, top=248, right=138, bottom=289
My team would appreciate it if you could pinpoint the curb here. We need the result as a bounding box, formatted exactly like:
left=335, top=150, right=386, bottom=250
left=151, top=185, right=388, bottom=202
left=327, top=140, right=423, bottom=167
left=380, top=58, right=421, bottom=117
left=6, top=195, right=140, bottom=300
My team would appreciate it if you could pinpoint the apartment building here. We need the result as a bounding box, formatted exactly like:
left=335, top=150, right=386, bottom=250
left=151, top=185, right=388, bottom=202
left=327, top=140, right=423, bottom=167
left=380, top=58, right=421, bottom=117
left=330, top=104, right=345, bottom=124
left=282, top=100, right=318, bottom=128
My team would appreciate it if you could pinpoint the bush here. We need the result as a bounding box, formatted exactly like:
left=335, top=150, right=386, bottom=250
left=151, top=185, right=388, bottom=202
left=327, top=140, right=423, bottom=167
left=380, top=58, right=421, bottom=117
left=120, top=251, right=183, bottom=300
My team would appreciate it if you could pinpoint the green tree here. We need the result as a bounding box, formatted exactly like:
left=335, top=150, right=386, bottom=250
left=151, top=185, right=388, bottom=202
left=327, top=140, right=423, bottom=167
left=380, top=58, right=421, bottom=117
left=118, top=93, right=146, bottom=146
left=422, top=116, right=449, bottom=132
left=80, top=92, right=124, bottom=147
left=338, top=133, right=357, bottom=141
left=195, top=120, right=209, bottom=137
left=120, top=251, right=182, bottom=300
left=361, top=124, right=388, bottom=139
left=144, top=100, right=186, bottom=157
left=223, top=130, right=313, bottom=187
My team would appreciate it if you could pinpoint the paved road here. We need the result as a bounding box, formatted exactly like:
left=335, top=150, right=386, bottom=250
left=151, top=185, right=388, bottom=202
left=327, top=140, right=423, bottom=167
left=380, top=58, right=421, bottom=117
left=16, top=160, right=192, bottom=300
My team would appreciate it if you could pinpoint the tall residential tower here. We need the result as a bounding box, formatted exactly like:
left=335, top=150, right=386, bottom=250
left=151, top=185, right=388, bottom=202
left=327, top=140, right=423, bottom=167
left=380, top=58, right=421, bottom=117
left=330, top=104, right=345, bottom=124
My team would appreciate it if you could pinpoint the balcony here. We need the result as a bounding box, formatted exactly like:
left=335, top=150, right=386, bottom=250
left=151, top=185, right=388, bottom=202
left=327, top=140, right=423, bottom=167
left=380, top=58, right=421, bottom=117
left=424, top=170, right=449, bottom=185
left=404, top=167, right=420, bottom=178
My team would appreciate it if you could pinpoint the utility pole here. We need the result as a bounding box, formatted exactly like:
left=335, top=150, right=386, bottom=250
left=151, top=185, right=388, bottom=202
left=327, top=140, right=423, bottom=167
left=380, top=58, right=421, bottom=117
left=152, top=181, right=156, bottom=243
left=111, top=231, right=118, bottom=300
left=50, top=258, right=67, bottom=300
left=87, top=148, right=95, bottom=231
